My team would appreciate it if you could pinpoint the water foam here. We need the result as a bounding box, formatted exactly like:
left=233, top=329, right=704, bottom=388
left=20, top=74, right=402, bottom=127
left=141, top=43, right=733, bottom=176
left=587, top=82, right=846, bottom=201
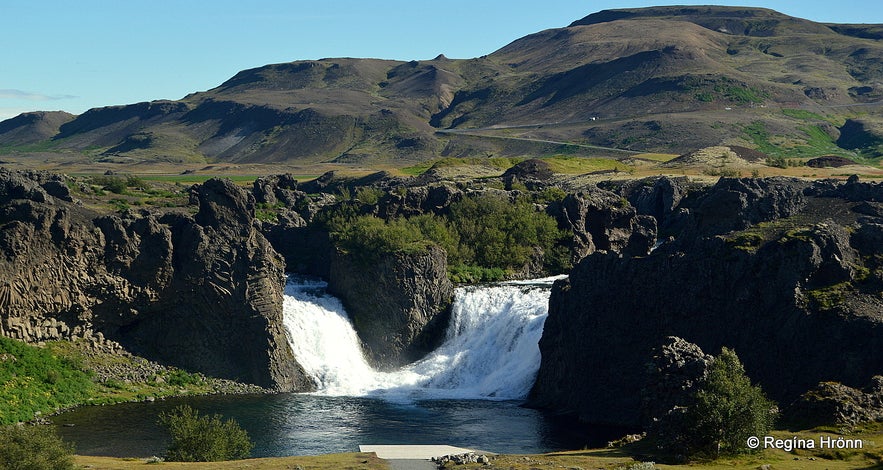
left=281, top=275, right=560, bottom=400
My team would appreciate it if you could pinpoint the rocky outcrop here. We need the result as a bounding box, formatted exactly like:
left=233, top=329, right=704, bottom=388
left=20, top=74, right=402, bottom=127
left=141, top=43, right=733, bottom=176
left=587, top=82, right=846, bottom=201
left=806, top=156, right=857, bottom=168
left=328, top=245, right=454, bottom=369
left=377, top=183, right=463, bottom=219
left=0, top=170, right=313, bottom=391
left=640, top=337, right=712, bottom=427
left=640, top=337, right=714, bottom=456
left=787, top=377, right=883, bottom=429
left=553, top=188, right=657, bottom=261
left=530, top=177, right=883, bottom=428
left=502, top=159, right=554, bottom=190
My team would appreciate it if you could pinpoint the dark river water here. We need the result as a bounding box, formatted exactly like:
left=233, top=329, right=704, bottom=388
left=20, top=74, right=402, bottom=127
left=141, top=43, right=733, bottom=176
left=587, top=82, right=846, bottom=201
left=53, top=394, right=624, bottom=458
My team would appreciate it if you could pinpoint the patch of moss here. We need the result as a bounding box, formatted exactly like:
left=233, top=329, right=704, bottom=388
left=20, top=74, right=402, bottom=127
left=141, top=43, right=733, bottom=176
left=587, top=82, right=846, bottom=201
left=726, top=232, right=765, bottom=252
left=780, top=227, right=814, bottom=243
left=723, top=217, right=812, bottom=252
left=805, top=282, right=851, bottom=311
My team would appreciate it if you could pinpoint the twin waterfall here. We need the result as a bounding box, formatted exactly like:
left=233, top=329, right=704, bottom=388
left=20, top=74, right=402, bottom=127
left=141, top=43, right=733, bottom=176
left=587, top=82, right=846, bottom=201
left=281, top=276, right=562, bottom=401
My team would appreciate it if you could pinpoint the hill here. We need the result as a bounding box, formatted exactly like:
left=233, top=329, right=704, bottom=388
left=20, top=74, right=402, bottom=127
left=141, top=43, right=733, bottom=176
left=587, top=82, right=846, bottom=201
left=1, top=6, right=882, bottom=168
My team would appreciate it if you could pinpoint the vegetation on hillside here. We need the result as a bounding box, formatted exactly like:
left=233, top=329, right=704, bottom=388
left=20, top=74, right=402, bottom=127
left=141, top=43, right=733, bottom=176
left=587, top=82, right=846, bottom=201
left=0, top=337, right=93, bottom=425
left=323, top=192, right=572, bottom=282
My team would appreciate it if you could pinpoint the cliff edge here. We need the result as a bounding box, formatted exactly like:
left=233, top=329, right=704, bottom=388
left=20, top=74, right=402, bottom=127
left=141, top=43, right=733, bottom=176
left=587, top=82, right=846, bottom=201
left=530, top=176, right=883, bottom=427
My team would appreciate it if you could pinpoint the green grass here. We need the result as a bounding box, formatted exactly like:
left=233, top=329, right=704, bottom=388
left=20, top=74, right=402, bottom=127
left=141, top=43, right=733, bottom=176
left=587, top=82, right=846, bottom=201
left=805, top=282, right=852, bottom=311
left=0, top=337, right=94, bottom=424
left=782, top=108, right=828, bottom=121
left=723, top=216, right=812, bottom=252
left=0, top=142, right=58, bottom=154
left=633, top=153, right=680, bottom=163
left=39, top=340, right=253, bottom=408
left=744, top=121, right=858, bottom=160
left=400, top=155, right=635, bottom=177
left=543, top=155, right=631, bottom=174
left=400, top=157, right=522, bottom=176
left=134, top=174, right=264, bottom=184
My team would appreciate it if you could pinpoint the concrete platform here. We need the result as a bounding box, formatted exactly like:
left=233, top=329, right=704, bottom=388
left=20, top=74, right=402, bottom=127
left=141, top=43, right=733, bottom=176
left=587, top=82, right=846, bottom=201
left=358, top=444, right=476, bottom=460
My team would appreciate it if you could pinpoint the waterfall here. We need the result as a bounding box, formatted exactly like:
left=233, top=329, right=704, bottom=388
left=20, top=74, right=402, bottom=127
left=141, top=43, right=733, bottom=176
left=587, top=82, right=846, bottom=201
left=281, top=275, right=562, bottom=401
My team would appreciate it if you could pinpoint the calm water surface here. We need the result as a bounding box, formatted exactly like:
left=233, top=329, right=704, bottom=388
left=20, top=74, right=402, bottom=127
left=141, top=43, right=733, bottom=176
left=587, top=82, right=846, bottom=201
left=54, top=394, right=621, bottom=458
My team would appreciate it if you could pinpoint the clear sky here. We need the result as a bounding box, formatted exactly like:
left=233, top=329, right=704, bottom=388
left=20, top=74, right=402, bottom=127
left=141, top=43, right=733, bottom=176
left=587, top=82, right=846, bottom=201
left=1, top=0, right=881, bottom=121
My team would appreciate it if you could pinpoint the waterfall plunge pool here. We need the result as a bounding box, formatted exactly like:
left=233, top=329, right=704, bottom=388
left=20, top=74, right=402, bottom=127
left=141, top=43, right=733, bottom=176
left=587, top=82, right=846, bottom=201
left=55, top=276, right=627, bottom=457
left=54, top=394, right=619, bottom=457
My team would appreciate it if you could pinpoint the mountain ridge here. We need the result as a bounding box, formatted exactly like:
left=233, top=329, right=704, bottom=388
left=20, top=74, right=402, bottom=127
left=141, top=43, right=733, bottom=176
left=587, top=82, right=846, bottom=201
left=2, top=5, right=883, bottom=166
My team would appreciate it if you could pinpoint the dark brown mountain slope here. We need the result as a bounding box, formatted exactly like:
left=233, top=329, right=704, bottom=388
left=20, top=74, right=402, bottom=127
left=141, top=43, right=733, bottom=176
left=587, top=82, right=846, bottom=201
left=1, top=6, right=882, bottom=165
left=0, top=111, right=75, bottom=146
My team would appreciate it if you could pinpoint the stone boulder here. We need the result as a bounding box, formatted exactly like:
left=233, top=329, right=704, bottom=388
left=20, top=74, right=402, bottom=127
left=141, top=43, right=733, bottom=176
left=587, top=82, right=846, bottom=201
left=787, top=377, right=883, bottom=429
left=641, top=337, right=712, bottom=426
left=502, top=159, right=554, bottom=190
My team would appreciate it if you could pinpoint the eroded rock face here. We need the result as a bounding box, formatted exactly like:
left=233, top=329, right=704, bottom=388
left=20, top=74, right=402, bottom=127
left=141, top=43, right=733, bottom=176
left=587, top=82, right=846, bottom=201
left=554, top=188, right=658, bottom=261
left=327, top=245, right=454, bottom=369
left=0, top=171, right=313, bottom=391
left=641, top=337, right=712, bottom=426
left=787, top=377, right=883, bottom=429
left=530, top=177, right=883, bottom=428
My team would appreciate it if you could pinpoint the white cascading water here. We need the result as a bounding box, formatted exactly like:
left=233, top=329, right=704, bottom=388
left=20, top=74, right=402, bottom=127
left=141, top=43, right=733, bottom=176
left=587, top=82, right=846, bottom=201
left=281, top=275, right=563, bottom=401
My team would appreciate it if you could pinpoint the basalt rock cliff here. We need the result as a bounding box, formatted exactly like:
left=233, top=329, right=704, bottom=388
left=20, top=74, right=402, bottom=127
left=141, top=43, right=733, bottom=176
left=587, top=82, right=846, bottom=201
left=328, top=246, right=454, bottom=369
left=0, top=169, right=312, bottom=391
left=530, top=176, right=883, bottom=428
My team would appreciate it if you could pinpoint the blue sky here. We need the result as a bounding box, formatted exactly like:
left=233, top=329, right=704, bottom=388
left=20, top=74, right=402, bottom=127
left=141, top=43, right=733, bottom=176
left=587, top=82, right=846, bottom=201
left=1, top=0, right=881, bottom=121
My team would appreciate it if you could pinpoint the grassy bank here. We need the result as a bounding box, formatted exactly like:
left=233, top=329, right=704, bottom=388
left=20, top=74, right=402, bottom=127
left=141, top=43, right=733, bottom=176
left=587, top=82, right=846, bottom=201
left=69, top=425, right=882, bottom=469
left=0, top=338, right=264, bottom=425
left=74, top=453, right=387, bottom=469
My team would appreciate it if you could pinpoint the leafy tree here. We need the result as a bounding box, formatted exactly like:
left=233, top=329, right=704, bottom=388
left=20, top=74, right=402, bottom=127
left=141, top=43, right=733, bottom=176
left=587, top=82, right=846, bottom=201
left=0, top=425, right=75, bottom=470
left=158, top=405, right=253, bottom=462
left=684, top=347, right=777, bottom=458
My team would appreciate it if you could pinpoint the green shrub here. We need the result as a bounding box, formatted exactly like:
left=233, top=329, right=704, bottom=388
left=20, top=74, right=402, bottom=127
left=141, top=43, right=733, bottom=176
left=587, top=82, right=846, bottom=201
left=447, top=194, right=568, bottom=271
left=323, top=192, right=571, bottom=278
left=330, top=215, right=433, bottom=262
left=0, top=425, right=75, bottom=470
left=683, top=347, right=777, bottom=458
left=354, top=186, right=383, bottom=205
left=91, top=175, right=128, bottom=194
left=166, top=369, right=204, bottom=387
left=0, top=338, right=93, bottom=424
left=158, top=405, right=253, bottom=462
left=448, top=264, right=507, bottom=283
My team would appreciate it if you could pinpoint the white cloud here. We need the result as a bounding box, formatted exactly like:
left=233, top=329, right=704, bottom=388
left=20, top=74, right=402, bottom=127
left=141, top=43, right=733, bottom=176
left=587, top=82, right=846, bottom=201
left=0, top=89, right=77, bottom=101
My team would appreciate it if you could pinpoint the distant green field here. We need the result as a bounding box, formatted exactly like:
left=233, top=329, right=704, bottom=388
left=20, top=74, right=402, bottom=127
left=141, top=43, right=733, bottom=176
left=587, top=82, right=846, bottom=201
left=71, top=174, right=320, bottom=185
left=401, top=155, right=633, bottom=176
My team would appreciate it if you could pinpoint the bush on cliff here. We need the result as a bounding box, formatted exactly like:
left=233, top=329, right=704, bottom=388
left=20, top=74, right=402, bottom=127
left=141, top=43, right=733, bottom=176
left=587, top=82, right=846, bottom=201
left=0, top=337, right=93, bottom=425
left=678, top=347, right=777, bottom=459
left=324, top=193, right=570, bottom=279
left=158, top=405, right=253, bottom=462
left=0, top=424, right=75, bottom=470
left=447, top=194, right=569, bottom=272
